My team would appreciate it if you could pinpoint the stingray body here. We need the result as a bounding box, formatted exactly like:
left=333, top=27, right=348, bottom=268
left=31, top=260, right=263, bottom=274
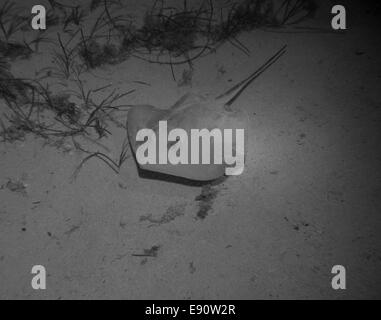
left=127, top=45, right=286, bottom=181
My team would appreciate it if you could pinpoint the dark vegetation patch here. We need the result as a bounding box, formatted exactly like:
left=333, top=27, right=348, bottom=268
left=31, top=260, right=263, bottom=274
left=0, top=0, right=52, bottom=60
left=1, top=0, right=318, bottom=65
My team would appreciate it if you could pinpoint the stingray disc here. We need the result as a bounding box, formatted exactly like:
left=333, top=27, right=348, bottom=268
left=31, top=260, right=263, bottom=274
left=127, top=94, right=247, bottom=181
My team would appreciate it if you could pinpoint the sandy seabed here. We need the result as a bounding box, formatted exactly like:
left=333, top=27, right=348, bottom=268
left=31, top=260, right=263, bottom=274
left=0, top=0, right=380, bottom=299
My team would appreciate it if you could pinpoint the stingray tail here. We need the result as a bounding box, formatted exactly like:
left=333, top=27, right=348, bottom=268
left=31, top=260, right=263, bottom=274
left=216, top=45, right=287, bottom=108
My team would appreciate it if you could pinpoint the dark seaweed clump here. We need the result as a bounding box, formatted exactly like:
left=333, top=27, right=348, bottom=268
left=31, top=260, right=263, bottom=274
left=77, top=0, right=318, bottom=67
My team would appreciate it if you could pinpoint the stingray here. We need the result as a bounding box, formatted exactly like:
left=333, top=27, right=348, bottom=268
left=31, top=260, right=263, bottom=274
left=127, top=45, right=287, bottom=182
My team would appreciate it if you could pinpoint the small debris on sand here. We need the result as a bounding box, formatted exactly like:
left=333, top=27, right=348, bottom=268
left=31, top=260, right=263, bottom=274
left=189, top=262, right=196, bottom=274
left=140, top=203, right=186, bottom=225
left=2, top=179, right=27, bottom=195
left=132, top=245, right=160, bottom=258
left=195, top=184, right=219, bottom=219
